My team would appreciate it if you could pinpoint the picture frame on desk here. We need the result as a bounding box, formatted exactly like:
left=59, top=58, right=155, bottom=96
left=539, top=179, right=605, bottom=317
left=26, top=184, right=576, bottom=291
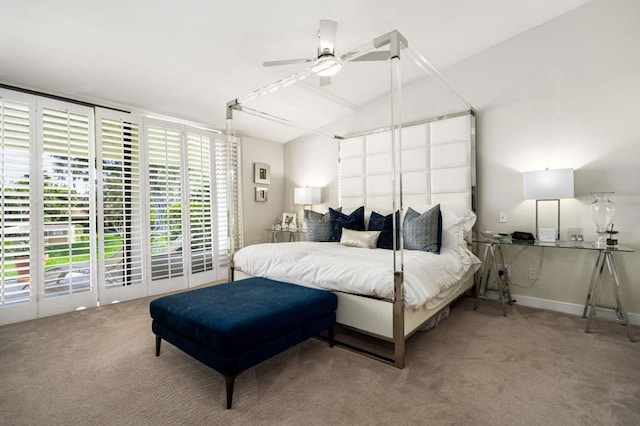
left=282, top=212, right=296, bottom=230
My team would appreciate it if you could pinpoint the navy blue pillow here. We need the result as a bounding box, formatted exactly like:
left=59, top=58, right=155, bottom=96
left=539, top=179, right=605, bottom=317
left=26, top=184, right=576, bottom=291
left=368, top=210, right=400, bottom=249
left=329, top=206, right=365, bottom=242
left=403, top=205, right=443, bottom=253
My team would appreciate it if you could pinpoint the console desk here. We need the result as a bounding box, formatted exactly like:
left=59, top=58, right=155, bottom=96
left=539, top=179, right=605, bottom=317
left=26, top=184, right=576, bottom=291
left=266, top=229, right=307, bottom=243
left=473, top=238, right=637, bottom=342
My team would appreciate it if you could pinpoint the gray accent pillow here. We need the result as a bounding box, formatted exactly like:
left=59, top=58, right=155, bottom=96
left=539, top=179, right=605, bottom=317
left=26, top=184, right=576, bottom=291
left=403, top=205, right=442, bottom=253
left=304, top=208, right=340, bottom=242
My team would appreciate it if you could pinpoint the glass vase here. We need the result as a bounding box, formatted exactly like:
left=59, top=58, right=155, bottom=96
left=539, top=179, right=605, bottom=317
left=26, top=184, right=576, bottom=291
left=590, top=192, right=615, bottom=248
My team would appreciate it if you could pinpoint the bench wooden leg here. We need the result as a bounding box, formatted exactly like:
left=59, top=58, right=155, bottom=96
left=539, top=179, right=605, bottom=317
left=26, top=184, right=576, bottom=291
left=224, top=374, right=238, bottom=409
left=328, top=325, right=334, bottom=348
left=155, top=335, right=161, bottom=356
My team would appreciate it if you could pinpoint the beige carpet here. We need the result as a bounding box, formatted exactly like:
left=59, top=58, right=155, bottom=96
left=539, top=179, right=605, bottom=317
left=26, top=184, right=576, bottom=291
left=1, top=295, right=639, bottom=425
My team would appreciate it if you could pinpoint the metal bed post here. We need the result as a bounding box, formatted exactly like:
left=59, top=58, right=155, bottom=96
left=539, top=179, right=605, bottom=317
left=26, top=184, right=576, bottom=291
left=226, top=100, right=241, bottom=282
left=380, top=30, right=408, bottom=369
left=393, top=271, right=405, bottom=368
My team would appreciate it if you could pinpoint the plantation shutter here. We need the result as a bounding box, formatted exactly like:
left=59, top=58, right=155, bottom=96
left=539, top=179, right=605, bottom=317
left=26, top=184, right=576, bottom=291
left=38, top=99, right=97, bottom=317
left=215, top=135, right=241, bottom=279
left=0, top=90, right=38, bottom=324
left=145, top=119, right=186, bottom=294
left=96, top=108, right=145, bottom=303
left=185, top=129, right=217, bottom=285
left=1, top=88, right=236, bottom=326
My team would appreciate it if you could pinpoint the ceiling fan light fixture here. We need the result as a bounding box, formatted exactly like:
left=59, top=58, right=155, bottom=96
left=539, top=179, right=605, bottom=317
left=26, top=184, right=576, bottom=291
left=312, top=56, right=342, bottom=77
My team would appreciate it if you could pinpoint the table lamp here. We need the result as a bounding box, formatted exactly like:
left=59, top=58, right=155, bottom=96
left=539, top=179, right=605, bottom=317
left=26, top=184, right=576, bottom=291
left=294, top=187, right=321, bottom=210
left=523, top=168, right=574, bottom=241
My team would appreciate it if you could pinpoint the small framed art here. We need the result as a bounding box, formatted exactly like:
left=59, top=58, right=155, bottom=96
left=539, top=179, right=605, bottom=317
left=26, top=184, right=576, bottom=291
left=254, top=162, right=270, bottom=184
left=281, top=212, right=296, bottom=229
left=255, top=186, right=268, bottom=202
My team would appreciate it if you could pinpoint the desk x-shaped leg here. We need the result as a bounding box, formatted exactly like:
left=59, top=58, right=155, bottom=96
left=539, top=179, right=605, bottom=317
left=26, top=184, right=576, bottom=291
left=474, top=242, right=514, bottom=316
left=583, top=249, right=638, bottom=342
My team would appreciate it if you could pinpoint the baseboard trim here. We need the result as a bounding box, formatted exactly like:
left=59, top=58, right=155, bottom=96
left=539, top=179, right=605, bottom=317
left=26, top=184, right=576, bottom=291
left=479, top=290, right=640, bottom=326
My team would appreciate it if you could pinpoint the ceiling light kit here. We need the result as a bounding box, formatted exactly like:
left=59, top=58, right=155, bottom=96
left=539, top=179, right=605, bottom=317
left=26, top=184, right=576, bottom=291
left=263, top=20, right=388, bottom=86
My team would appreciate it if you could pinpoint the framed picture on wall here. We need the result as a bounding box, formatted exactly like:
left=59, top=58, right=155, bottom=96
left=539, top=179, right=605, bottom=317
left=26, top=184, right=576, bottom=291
left=254, top=162, right=270, bottom=184
left=255, top=186, right=268, bottom=202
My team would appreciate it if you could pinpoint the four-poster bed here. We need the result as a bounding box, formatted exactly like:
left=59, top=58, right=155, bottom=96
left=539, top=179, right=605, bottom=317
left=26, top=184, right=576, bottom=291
left=225, top=30, right=478, bottom=368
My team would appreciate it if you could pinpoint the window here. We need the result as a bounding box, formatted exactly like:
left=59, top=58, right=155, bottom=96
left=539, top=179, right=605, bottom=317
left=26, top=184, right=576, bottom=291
left=218, top=135, right=241, bottom=273
left=146, top=122, right=185, bottom=283
left=41, top=105, right=95, bottom=299
left=187, top=131, right=214, bottom=274
left=0, top=88, right=233, bottom=325
left=0, top=95, right=33, bottom=308
left=96, top=109, right=145, bottom=304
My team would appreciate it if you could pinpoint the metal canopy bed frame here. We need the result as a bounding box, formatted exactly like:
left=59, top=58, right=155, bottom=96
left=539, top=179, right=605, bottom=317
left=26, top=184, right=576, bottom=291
left=225, top=29, right=476, bottom=368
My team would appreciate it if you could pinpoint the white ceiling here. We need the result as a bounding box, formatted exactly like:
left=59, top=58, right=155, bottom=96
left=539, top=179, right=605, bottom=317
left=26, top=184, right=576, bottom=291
left=0, top=0, right=591, bottom=142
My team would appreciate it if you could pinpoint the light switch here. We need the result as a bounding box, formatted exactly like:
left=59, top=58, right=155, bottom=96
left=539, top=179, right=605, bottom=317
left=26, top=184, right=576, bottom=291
left=499, top=211, right=507, bottom=223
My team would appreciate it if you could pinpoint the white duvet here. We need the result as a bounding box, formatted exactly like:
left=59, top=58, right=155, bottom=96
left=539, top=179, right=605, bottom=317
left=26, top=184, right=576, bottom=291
left=233, top=242, right=481, bottom=309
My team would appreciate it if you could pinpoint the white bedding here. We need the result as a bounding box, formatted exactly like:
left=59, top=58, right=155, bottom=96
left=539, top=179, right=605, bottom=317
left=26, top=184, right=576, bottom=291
left=233, top=242, right=481, bottom=309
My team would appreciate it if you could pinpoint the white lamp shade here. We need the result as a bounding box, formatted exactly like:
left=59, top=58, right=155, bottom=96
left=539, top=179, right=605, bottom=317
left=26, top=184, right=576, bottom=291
left=294, top=187, right=321, bottom=204
left=523, top=168, right=574, bottom=199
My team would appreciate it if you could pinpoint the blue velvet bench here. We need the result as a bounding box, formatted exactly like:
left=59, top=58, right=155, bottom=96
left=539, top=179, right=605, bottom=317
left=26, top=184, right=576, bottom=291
left=150, top=277, right=337, bottom=409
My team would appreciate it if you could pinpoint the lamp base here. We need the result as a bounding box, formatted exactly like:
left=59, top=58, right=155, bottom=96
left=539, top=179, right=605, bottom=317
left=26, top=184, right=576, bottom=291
left=535, top=199, right=561, bottom=241
left=538, top=228, right=556, bottom=243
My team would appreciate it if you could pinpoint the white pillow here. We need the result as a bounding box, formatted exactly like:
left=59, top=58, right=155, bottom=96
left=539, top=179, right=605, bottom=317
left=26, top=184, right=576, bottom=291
left=339, top=229, right=382, bottom=249
left=415, top=205, right=476, bottom=249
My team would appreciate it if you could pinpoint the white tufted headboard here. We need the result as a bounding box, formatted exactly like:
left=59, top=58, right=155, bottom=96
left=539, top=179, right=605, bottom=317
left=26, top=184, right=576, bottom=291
left=339, top=112, right=476, bottom=217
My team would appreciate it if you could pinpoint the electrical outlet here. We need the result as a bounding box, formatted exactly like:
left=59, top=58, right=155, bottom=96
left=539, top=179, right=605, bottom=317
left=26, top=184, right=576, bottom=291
left=499, top=211, right=507, bottom=223
left=528, top=268, right=538, bottom=280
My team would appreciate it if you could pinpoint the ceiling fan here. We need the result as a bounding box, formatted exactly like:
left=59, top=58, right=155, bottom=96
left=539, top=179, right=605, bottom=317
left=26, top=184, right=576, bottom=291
left=263, top=20, right=390, bottom=87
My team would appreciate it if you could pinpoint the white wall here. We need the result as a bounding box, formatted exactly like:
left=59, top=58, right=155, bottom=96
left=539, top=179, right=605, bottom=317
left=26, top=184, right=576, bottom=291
left=240, top=136, right=285, bottom=246
left=283, top=134, right=339, bottom=219
left=448, top=0, right=640, bottom=316
left=281, top=0, right=640, bottom=317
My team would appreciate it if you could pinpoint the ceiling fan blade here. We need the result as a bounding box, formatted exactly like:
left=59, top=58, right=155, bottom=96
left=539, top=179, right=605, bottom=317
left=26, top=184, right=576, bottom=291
left=319, top=76, right=331, bottom=87
left=349, top=51, right=391, bottom=62
left=318, top=20, right=337, bottom=53
left=263, top=58, right=314, bottom=67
